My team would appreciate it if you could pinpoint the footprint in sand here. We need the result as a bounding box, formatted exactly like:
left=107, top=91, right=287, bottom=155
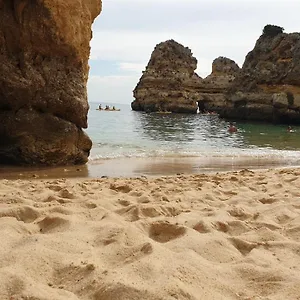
left=137, top=195, right=151, bottom=203
left=59, top=188, right=75, bottom=199
left=115, top=205, right=140, bottom=222
left=140, top=242, right=153, bottom=254
left=52, top=262, right=96, bottom=290
left=110, top=183, right=133, bottom=193
left=0, top=206, right=40, bottom=223
left=118, top=199, right=131, bottom=206
left=37, top=215, right=70, bottom=233
left=115, top=204, right=182, bottom=222
left=85, top=201, right=98, bottom=209
left=193, top=221, right=211, bottom=233
left=148, top=221, right=186, bottom=243
left=258, top=197, right=277, bottom=204
left=214, top=220, right=250, bottom=235
left=97, top=227, right=125, bottom=246
left=123, top=242, right=154, bottom=264
left=228, top=206, right=253, bottom=220
left=228, top=237, right=260, bottom=255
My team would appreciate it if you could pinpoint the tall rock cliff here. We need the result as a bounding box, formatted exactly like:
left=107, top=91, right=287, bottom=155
left=131, top=40, right=202, bottom=113
left=209, top=25, right=300, bottom=123
left=0, top=0, right=101, bottom=165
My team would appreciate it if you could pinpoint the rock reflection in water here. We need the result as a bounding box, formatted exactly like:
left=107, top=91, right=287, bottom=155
left=134, top=112, right=246, bottom=149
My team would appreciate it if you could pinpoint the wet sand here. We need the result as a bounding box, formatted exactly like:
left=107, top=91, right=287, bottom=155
left=0, top=156, right=298, bottom=179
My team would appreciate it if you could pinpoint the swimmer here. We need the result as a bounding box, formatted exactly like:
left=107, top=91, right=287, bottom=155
left=228, top=122, right=237, bottom=133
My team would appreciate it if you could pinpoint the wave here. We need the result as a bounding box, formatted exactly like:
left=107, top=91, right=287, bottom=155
left=88, top=147, right=300, bottom=166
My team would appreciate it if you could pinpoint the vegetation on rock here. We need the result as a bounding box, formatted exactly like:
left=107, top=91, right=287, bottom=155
left=262, top=25, right=284, bottom=37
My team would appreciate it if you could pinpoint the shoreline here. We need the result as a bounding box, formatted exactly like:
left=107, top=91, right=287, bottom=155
left=0, top=155, right=299, bottom=180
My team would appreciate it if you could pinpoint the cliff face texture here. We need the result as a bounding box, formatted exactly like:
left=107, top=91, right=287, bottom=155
left=0, top=0, right=101, bottom=165
left=133, top=26, right=300, bottom=124
left=219, top=27, right=300, bottom=123
left=197, top=57, right=240, bottom=112
left=197, top=26, right=300, bottom=123
left=131, top=40, right=201, bottom=113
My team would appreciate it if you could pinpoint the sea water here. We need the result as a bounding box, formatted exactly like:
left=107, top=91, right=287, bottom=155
left=86, top=102, right=300, bottom=169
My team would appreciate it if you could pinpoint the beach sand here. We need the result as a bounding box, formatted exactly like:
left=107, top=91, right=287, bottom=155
left=1, top=167, right=300, bottom=299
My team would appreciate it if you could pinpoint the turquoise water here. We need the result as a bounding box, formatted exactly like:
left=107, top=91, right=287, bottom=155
left=86, top=102, right=300, bottom=167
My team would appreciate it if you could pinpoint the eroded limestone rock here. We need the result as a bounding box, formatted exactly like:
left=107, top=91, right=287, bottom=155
left=222, top=25, right=300, bottom=123
left=199, top=25, right=300, bottom=124
left=0, top=0, right=101, bottom=165
left=133, top=25, right=300, bottom=124
left=197, top=57, right=240, bottom=113
left=131, top=40, right=202, bottom=113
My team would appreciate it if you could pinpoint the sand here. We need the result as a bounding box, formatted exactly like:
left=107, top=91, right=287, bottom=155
left=1, top=167, right=300, bottom=299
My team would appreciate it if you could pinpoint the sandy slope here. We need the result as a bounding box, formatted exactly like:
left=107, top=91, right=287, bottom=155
left=1, top=168, right=300, bottom=299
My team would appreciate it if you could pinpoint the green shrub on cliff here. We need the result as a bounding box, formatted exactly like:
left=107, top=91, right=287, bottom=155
left=263, top=25, right=284, bottom=37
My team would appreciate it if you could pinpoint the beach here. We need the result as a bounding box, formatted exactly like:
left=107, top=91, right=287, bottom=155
left=2, top=0, right=300, bottom=299
left=1, top=167, right=300, bottom=299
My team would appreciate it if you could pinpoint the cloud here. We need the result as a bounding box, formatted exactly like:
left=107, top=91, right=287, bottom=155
left=89, top=27, right=249, bottom=83
left=87, top=75, right=138, bottom=103
left=118, top=62, right=146, bottom=73
left=95, top=0, right=300, bottom=34
left=88, top=75, right=138, bottom=85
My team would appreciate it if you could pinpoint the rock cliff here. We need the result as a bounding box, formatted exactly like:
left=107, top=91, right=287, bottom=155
left=131, top=41, right=241, bottom=114
left=133, top=25, right=300, bottom=124
left=203, top=25, right=300, bottom=123
left=197, top=57, right=240, bottom=112
left=131, top=40, right=201, bottom=113
left=0, top=0, right=101, bottom=165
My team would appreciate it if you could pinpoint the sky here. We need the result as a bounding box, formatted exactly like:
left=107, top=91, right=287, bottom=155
left=87, top=0, right=300, bottom=104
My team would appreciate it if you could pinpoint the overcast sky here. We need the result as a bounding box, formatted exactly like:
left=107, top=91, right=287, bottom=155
left=87, top=0, right=300, bottom=104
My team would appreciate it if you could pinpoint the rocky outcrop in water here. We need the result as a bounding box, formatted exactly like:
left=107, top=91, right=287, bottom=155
left=131, top=41, right=241, bottom=115
left=197, top=57, right=240, bottom=112
left=0, top=0, right=101, bottom=165
left=202, top=25, right=300, bottom=123
left=131, top=40, right=201, bottom=113
left=133, top=25, right=300, bottom=124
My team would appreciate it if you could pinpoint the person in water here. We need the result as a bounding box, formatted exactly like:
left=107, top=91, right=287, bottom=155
left=287, top=125, right=295, bottom=133
left=228, top=122, right=237, bottom=133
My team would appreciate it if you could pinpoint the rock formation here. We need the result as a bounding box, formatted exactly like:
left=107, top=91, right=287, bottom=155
left=0, top=0, right=101, bottom=165
left=131, top=40, right=201, bottom=113
left=133, top=25, right=300, bottom=124
left=197, top=57, right=240, bottom=112
left=202, top=25, right=300, bottom=123
left=131, top=41, right=241, bottom=114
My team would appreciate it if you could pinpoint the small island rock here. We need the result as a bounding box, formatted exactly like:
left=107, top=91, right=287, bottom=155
left=131, top=40, right=202, bottom=114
